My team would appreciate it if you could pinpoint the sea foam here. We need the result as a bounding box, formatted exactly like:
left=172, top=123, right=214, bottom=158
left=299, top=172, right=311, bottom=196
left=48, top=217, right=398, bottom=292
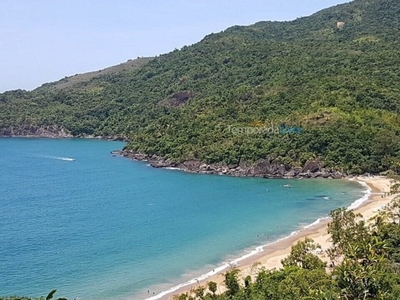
left=144, top=179, right=371, bottom=300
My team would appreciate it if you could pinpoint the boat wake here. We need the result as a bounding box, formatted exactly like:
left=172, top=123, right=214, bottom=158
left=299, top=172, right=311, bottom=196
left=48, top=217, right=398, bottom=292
left=38, top=155, right=75, bottom=161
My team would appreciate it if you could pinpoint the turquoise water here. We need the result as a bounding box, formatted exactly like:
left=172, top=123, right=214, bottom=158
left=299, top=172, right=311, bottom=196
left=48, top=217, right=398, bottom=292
left=0, top=138, right=366, bottom=299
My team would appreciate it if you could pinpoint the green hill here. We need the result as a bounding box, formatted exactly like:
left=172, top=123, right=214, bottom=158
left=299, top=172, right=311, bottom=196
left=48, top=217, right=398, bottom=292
left=40, top=56, right=153, bottom=91
left=1, top=0, right=399, bottom=175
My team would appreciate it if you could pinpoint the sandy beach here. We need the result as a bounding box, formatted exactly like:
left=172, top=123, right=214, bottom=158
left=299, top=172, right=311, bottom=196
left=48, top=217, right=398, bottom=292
left=146, top=176, right=397, bottom=300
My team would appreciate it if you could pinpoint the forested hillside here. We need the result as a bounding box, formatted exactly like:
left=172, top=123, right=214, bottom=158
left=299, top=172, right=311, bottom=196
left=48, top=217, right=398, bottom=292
left=1, top=0, right=399, bottom=174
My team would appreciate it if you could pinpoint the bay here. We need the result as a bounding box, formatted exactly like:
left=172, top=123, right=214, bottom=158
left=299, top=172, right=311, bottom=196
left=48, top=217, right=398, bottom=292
left=0, top=138, right=366, bottom=299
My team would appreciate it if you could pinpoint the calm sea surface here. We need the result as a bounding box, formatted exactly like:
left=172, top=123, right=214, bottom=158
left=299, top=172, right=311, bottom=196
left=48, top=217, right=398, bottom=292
left=0, top=138, right=366, bottom=299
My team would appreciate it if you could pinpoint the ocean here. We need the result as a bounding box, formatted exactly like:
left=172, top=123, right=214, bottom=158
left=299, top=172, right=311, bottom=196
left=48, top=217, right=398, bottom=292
left=0, top=138, right=367, bottom=299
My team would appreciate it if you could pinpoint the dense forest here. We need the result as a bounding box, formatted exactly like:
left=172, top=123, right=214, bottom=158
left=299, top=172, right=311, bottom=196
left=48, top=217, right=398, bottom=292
left=1, top=0, right=399, bottom=174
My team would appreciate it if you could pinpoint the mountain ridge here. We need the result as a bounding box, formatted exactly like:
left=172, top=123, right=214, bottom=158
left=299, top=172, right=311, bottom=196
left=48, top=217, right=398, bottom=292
left=1, top=0, right=399, bottom=175
left=37, top=56, right=153, bottom=91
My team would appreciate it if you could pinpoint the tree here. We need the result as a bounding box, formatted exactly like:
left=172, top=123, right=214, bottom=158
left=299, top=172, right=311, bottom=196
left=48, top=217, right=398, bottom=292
left=281, top=238, right=326, bottom=270
left=327, top=208, right=368, bottom=262
left=207, top=281, right=218, bottom=298
left=224, top=269, right=240, bottom=298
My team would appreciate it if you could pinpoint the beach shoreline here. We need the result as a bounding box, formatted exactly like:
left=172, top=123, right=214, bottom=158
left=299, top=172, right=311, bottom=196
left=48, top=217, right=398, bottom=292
left=142, top=176, right=396, bottom=300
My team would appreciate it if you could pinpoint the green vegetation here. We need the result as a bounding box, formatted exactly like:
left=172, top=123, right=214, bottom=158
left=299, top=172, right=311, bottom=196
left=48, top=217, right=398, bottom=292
left=174, top=190, right=400, bottom=299
left=0, top=289, right=66, bottom=300
left=1, top=0, right=400, bottom=174
left=40, top=57, right=153, bottom=91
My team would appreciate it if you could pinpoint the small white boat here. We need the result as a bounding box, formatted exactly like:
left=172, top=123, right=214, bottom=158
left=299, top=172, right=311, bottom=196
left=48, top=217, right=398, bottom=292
left=283, top=184, right=291, bottom=188
left=61, top=157, right=75, bottom=161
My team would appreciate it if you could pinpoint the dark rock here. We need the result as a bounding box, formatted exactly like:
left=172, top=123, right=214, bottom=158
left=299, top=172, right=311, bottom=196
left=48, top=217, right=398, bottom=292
left=117, top=150, right=348, bottom=180
left=321, top=172, right=331, bottom=178
left=251, top=159, right=287, bottom=177
left=199, top=163, right=208, bottom=171
left=311, top=172, right=323, bottom=178
left=285, top=170, right=296, bottom=178
left=1, top=125, right=73, bottom=138
left=303, top=160, right=323, bottom=173
left=150, top=161, right=164, bottom=168
left=278, top=164, right=287, bottom=176
left=183, top=160, right=202, bottom=171
left=159, top=90, right=194, bottom=107
left=252, top=159, right=269, bottom=176
left=333, top=171, right=343, bottom=179
left=239, top=159, right=247, bottom=169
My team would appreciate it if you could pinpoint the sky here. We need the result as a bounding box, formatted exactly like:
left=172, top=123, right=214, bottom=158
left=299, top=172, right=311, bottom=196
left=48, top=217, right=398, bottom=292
left=0, top=0, right=350, bottom=92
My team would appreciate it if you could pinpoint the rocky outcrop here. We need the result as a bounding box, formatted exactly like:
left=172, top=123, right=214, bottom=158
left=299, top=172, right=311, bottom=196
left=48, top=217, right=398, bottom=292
left=0, top=126, right=127, bottom=141
left=158, top=91, right=194, bottom=107
left=303, top=160, right=323, bottom=173
left=114, top=150, right=346, bottom=179
left=337, top=21, right=345, bottom=29
left=77, top=134, right=127, bottom=141
left=0, top=125, right=72, bottom=138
